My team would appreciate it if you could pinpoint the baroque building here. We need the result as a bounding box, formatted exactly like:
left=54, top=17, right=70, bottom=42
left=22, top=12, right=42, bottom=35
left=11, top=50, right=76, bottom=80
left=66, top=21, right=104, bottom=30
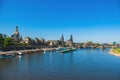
left=24, top=37, right=32, bottom=44
left=60, top=34, right=65, bottom=46
left=23, top=36, right=46, bottom=47
left=47, top=34, right=65, bottom=47
left=11, top=26, right=23, bottom=42
left=10, top=27, right=74, bottom=47
left=65, top=34, right=74, bottom=47
left=47, top=40, right=60, bottom=47
left=69, top=34, right=73, bottom=47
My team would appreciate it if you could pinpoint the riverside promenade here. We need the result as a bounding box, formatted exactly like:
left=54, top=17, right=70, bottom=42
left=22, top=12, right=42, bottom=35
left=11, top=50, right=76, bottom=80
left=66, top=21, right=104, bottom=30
left=0, top=49, right=43, bottom=54
left=0, top=48, right=60, bottom=54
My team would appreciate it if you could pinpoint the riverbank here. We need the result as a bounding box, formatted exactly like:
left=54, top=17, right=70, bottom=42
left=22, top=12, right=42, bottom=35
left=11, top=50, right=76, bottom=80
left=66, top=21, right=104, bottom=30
left=109, top=48, right=120, bottom=57
left=0, top=49, right=44, bottom=54
left=0, top=47, right=63, bottom=54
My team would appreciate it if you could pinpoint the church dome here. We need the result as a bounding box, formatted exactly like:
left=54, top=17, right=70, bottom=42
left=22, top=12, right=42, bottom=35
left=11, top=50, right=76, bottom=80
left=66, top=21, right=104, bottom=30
left=11, top=26, right=20, bottom=38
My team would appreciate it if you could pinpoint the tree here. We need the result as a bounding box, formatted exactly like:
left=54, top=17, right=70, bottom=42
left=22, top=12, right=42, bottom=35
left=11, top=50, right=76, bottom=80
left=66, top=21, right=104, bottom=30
left=0, top=33, right=4, bottom=45
left=79, top=43, right=84, bottom=46
left=0, top=33, right=9, bottom=45
left=83, top=41, right=93, bottom=47
left=3, top=37, right=12, bottom=46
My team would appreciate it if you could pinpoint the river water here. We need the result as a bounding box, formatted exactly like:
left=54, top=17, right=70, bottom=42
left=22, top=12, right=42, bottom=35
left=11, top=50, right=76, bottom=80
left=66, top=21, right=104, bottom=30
left=0, top=48, right=120, bottom=80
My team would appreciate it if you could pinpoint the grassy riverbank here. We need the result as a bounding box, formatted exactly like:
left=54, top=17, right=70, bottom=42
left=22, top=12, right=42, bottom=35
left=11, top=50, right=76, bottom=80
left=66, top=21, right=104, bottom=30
left=109, top=48, right=120, bottom=57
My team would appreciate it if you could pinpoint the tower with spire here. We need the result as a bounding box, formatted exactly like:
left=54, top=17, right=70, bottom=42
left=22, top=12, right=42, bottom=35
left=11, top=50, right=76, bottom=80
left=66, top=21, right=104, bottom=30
left=11, top=26, right=20, bottom=38
left=60, top=34, right=65, bottom=46
left=69, top=34, right=73, bottom=47
left=60, top=34, right=64, bottom=42
left=11, top=26, right=23, bottom=42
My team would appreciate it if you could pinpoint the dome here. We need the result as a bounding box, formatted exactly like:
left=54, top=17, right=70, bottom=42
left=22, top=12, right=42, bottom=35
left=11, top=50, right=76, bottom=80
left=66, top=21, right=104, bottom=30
left=11, top=26, right=20, bottom=38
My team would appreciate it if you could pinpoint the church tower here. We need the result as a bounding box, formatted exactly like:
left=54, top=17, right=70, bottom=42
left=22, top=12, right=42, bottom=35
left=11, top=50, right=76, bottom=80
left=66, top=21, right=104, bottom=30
left=15, top=26, right=18, bottom=32
left=60, top=34, right=65, bottom=47
left=11, top=26, right=23, bottom=42
left=60, top=34, right=64, bottom=42
left=11, top=26, right=20, bottom=38
left=69, top=34, right=73, bottom=47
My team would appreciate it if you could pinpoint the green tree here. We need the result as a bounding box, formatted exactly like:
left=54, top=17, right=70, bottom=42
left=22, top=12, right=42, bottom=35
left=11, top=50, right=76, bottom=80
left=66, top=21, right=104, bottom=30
left=79, top=43, right=84, bottom=46
left=0, top=33, right=4, bottom=45
left=3, top=37, right=12, bottom=46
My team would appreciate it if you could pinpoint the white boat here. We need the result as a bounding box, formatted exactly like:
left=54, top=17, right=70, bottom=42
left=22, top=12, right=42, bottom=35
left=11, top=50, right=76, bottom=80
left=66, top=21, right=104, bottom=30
left=17, top=52, right=24, bottom=55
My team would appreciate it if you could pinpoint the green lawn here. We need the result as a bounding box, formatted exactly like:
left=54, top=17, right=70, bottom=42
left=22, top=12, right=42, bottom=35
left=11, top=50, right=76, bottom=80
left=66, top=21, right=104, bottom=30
left=112, top=48, right=120, bottom=54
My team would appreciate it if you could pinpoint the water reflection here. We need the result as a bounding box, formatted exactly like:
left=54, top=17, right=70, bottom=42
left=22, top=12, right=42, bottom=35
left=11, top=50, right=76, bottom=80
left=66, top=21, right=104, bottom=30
left=18, top=55, right=22, bottom=60
left=50, top=52, right=53, bottom=63
left=0, top=49, right=120, bottom=80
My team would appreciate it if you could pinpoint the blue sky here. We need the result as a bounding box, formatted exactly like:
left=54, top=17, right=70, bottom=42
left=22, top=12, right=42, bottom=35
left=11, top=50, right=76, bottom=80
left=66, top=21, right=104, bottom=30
left=0, top=0, right=120, bottom=43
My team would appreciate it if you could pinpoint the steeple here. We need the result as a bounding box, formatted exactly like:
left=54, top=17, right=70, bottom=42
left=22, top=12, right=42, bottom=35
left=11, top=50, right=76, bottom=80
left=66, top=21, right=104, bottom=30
left=11, top=26, right=20, bottom=38
left=70, top=34, right=73, bottom=42
left=20, top=35, right=23, bottom=41
left=15, top=26, right=18, bottom=32
left=69, top=34, right=73, bottom=47
left=60, top=34, right=64, bottom=42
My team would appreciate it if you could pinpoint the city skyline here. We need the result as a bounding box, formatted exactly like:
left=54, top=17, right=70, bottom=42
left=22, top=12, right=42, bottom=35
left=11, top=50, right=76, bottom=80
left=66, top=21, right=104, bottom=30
left=0, top=0, right=120, bottom=43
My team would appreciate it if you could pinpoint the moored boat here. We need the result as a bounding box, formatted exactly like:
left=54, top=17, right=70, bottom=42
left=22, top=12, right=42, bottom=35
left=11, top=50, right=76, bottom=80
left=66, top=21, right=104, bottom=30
left=17, top=52, right=25, bottom=55
left=61, top=48, right=76, bottom=53
left=0, top=54, right=16, bottom=60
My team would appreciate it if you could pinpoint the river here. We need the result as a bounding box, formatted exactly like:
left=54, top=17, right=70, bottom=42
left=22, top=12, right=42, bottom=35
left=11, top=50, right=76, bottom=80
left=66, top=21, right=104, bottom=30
left=0, top=48, right=120, bottom=80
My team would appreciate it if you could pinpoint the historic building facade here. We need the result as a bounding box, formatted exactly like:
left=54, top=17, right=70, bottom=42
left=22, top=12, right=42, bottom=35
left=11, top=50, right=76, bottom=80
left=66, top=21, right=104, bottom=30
left=60, top=34, right=65, bottom=46
left=47, top=35, right=65, bottom=47
left=23, top=37, right=46, bottom=46
left=11, top=26, right=23, bottom=42
left=10, top=27, right=74, bottom=47
left=65, top=35, right=74, bottom=47
left=47, top=34, right=74, bottom=47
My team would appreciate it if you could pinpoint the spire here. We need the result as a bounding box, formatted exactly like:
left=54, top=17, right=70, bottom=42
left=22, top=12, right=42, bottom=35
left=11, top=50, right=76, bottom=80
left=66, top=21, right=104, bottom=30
left=21, top=35, right=23, bottom=41
left=69, top=34, right=73, bottom=47
left=11, top=26, right=20, bottom=38
left=60, top=34, right=64, bottom=41
left=15, top=26, right=18, bottom=32
left=70, top=34, right=73, bottom=42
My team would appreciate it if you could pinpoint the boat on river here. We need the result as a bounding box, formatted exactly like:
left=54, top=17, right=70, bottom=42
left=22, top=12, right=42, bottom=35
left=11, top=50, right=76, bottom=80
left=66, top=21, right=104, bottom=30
left=0, top=54, right=16, bottom=60
left=61, top=48, right=76, bottom=53
left=17, top=51, right=25, bottom=55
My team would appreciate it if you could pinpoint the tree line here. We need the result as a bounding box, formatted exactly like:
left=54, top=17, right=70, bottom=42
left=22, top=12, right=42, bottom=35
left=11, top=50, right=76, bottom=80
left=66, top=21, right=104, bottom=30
left=0, top=33, right=27, bottom=47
